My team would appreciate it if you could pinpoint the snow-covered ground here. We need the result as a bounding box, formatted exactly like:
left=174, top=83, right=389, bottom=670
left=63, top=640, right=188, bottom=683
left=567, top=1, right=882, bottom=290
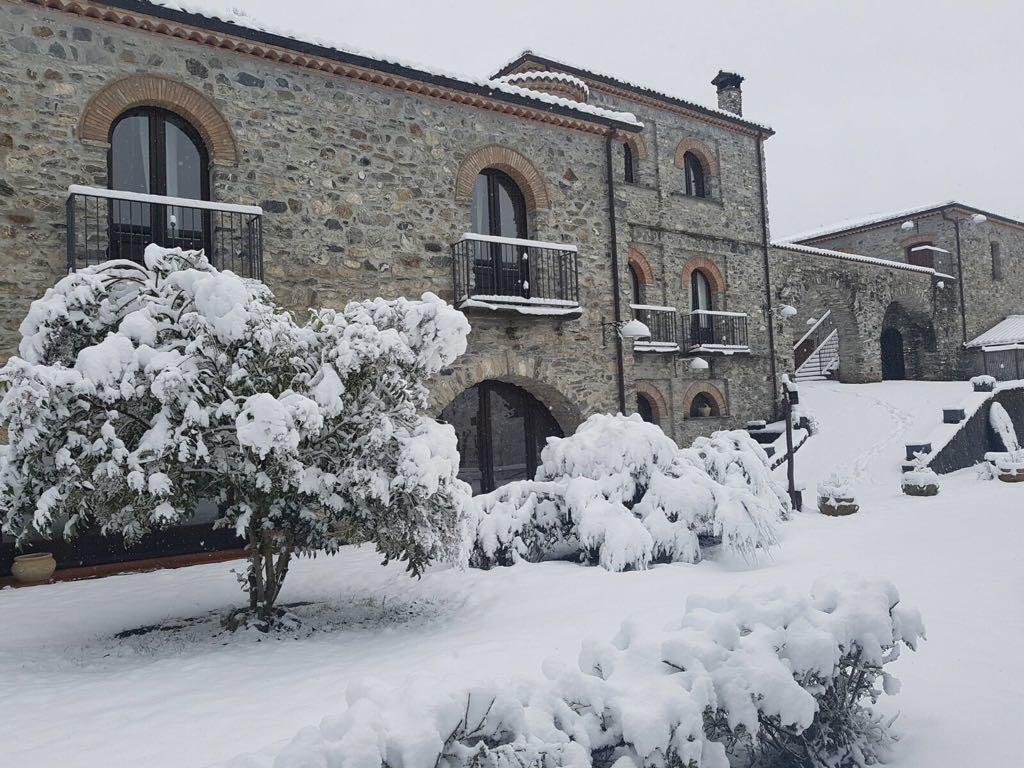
left=2, top=381, right=1021, bottom=767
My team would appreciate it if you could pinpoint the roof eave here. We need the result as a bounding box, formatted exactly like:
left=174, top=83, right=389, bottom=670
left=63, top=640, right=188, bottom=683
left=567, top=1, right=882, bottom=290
left=41, top=0, right=642, bottom=134
left=492, top=51, right=775, bottom=138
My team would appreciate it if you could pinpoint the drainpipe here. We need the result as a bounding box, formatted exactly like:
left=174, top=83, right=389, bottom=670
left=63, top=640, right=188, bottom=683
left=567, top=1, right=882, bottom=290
left=755, top=137, right=780, bottom=413
left=944, top=212, right=969, bottom=345
left=604, top=133, right=627, bottom=413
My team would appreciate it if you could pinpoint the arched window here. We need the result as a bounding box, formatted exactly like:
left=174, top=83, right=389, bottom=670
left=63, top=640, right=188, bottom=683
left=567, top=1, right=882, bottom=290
left=440, top=381, right=563, bottom=494
left=636, top=393, right=657, bottom=424
left=629, top=263, right=643, bottom=305
left=623, top=143, right=635, bottom=183
left=471, top=169, right=527, bottom=240
left=683, top=152, right=706, bottom=197
left=470, top=169, right=528, bottom=297
left=991, top=241, right=1003, bottom=280
left=689, top=393, right=719, bottom=418
left=691, top=269, right=713, bottom=312
left=109, top=107, right=209, bottom=261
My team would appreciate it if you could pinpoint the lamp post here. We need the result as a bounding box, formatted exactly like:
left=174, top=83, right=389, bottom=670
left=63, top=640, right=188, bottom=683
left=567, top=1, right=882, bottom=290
left=781, top=376, right=802, bottom=511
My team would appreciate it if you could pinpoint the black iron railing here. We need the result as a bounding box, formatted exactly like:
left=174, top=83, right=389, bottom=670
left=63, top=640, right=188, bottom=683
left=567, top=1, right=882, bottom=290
left=682, top=310, right=749, bottom=349
left=451, top=233, right=579, bottom=308
left=630, top=304, right=678, bottom=351
left=66, top=185, right=263, bottom=279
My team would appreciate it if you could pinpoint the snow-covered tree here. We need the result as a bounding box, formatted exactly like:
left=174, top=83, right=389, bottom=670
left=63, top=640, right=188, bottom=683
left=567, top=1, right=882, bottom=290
left=0, top=246, right=471, bottom=626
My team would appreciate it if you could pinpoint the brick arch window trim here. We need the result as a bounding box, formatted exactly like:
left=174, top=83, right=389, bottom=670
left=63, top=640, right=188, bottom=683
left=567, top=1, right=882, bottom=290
left=455, top=144, right=551, bottom=210
left=627, top=246, right=655, bottom=285
left=79, top=75, right=238, bottom=165
left=673, top=138, right=718, bottom=176
left=682, top=382, right=728, bottom=417
left=681, top=256, right=726, bottom=295
left=635, top=381, right=669, bottom=423
left=615, top=131, right=648, bottom=160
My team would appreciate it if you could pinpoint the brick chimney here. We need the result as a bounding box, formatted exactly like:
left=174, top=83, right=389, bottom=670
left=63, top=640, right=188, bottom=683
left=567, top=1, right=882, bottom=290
left=711, top=71, right=744, bottom=116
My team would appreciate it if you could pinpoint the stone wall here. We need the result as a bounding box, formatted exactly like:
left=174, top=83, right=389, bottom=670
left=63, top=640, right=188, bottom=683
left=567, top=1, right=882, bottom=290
left=797, top=213, right=1024, bottom=379
left=769, top=246, right=961, bottom=382
left=0, top=0, right=782, bottom=446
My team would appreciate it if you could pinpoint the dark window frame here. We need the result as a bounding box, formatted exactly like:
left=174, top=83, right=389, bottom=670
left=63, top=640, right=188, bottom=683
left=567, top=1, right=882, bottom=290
left=623, top=143, right=635, bottom=184
left=629, top=263, right=643, bottom=305
left=472, top=168, right=528, bottom=239
left=905, top=243, right=935, bottom=269
left=991, top=241, right=1003, bottom=280
left=690, top=269, right=713, bottom=312
left=683, top=151, right=707, bottom=198
left=636, top=392, right=657, bottom=424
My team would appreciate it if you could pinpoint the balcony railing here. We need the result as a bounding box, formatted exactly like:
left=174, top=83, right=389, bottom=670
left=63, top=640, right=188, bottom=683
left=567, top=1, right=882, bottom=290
left=451, top=233, right=580, bottom=314
left=682, top=310, right=749, bottom=351
left=66, top=185, right=263, bottom=279
left=630, top=304, right=679, bottom=352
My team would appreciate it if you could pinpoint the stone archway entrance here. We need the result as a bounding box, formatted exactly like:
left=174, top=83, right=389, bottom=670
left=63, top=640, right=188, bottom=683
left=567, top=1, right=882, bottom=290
left=881, top=327, right=906, bottom=380
left=439, top=380, right=563, bottom=494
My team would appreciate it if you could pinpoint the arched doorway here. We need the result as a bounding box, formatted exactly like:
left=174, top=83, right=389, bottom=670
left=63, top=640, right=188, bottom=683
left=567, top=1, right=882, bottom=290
left=470, top=168, right=529, bottom=297
left=440, top=380, right=563, bottom=493
left=108, top=107, right=210, bottom=261
left=636, top=392, right=657, bottom=424
left=881, top=327, right=906, bottom=380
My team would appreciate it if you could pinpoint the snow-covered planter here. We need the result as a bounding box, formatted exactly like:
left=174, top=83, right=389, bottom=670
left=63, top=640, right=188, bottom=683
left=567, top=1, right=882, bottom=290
left=972, top=374, right=996, bottom=392
left=466, top=415, right=790, bottom=571
left=0, top=247, right=471, bottom=626
left=818, top=473, right=859, bottom=516
left=901, top=468, right=940, bottom=496
left=254, top=578, right=925, bottom=768
left=986, top=450, right=1024, bottom=483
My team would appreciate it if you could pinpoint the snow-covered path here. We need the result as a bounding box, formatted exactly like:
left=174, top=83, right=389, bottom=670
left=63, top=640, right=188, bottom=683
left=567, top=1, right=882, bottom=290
left=790, top=380, right=974, bottom=500
left=1, top=381, right=1020, bottom=768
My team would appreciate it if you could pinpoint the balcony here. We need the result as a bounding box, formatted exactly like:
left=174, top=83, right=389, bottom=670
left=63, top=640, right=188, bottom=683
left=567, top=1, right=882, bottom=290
left=681, top=310, right=749, bottom=353
left=630, top=304, right=679, bottom=352
left=66, top=185, right=263, bottom=279
left=450, top=233, right=580, bottom=317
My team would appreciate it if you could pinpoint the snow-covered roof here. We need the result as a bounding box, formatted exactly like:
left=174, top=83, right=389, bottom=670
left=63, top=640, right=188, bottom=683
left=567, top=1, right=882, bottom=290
left=771, top=242, right=955, bottom=278
left=495, top=70, right=590, bottom=99
left=966, top=316, right=1024, bottom=349
left=782, top=201, right=1024, bottom=243
left=492, top=50, right=773, bottom=136
left=67, top=1, right=642, bottom=131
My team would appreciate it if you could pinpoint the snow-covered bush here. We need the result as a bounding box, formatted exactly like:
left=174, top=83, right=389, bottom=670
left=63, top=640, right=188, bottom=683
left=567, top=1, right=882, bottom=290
left=0, top=246, right=471, bottom=625
left=467, top=415, right=789, bottom=571
left=989, top=402, right=1020, bottom=452
left=818, top=472, right=854, bottom=502
left=243, top=578, right=924, bottom=768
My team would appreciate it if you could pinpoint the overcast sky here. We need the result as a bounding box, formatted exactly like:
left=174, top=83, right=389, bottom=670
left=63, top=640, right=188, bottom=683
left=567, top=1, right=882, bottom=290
left=194, top=0, right=1023, bottom=237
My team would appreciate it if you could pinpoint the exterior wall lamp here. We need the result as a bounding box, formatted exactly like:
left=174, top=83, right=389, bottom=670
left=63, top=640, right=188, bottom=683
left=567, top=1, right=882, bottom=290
left=600, top=317, right=650, bottom=347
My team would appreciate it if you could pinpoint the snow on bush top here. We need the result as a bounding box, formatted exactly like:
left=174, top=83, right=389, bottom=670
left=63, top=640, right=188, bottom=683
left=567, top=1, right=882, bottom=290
left=469, top=415, right=790, bottom=571
left=971, top=374, right=996, bottom=387
left=235, top=577, right=924, bottom=768
left=817, top=472, right=853, bottom=500
left=989, top=402, right=1020, bottom=452
left=1, top=246, right=471, bottom=572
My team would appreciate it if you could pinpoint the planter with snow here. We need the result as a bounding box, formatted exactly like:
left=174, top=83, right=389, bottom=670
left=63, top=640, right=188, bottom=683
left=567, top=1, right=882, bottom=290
left=11, top=552, right=56, bottom=584
left=971, top=375, right=996, bottom=392
left=985, top=451, right=1024, bottom=483
left=817, top=474, right=858, bottom=516
left=901, top=468, right=940, bottom=496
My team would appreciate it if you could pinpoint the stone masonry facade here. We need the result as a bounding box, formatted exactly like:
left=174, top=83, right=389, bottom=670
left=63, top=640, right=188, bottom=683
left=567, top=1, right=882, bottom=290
left=0, top=0, right=782, bottom=449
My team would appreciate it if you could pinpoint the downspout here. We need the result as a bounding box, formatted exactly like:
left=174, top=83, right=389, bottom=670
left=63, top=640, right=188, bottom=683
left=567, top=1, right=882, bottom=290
left=945, top=213, right=969, bottom=345
left=755, top=137, right=780, bottom=413
left=604, top=133, right=627, bottom=413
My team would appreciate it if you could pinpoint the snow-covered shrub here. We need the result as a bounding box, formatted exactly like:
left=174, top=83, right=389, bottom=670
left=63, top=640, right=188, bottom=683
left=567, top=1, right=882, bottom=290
left=0, top=246, right=471, bottom=625
left=818, top=472, right=854, bottom=502
left=467, top=415, right=789, bottom=571
left=989, top=402, right=1020, bottom=451
left=244, top=578, right=924, bottom=768
left=971, top=374, right=996, bottom=391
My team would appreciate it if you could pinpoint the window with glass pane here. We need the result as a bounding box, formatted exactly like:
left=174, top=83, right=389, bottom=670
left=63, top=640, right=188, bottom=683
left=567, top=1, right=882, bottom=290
left=683, top=152, right=706, bottom=197
left=469, top=170, right=528, bottom=298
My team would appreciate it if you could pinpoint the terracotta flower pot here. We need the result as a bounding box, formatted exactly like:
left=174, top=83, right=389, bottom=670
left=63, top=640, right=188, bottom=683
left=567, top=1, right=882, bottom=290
left=818, top=496, right=859, bottom=516
left=11, top=553, right=56, bottom=584
left=902, top=482, right=939, bottom=496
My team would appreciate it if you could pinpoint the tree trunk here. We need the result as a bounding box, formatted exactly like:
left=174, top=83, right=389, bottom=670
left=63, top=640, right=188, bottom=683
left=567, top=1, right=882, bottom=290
left=243, top=509, right=292, bottom=628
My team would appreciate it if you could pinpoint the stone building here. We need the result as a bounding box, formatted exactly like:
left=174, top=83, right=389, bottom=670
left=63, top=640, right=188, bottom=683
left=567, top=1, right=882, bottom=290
left=0, top=0, right=787, bottom=568
left=776, top=203, right=1024, bottom=383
